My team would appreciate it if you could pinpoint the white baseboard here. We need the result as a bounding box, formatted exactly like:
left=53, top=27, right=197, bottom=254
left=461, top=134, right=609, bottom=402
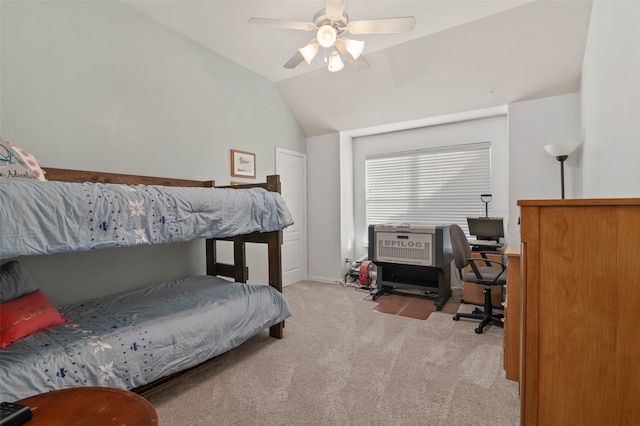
left=306, top=275, right=341, bottom=284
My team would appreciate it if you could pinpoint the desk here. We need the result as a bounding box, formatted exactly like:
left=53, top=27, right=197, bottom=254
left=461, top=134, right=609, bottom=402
left=18, top=387, right=158, bottom=425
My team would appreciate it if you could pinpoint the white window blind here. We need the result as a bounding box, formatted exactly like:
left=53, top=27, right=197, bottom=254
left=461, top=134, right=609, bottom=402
left=365, top=142, right=491, bottom=245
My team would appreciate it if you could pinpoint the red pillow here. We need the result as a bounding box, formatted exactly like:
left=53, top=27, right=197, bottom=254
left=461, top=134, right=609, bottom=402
left=0, top=289, right=68, bottom=348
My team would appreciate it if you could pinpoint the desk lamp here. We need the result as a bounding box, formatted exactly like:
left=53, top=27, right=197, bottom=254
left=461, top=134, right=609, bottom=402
left=544, top=143, right=578, bottom=199
left=480, top=194, right=492, bottom=218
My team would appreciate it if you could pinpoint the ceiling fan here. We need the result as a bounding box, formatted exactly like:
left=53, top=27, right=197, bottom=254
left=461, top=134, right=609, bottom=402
left=248, top=0, right=416, bottom=73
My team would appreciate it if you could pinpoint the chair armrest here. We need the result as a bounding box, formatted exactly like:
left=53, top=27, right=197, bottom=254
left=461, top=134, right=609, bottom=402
left=466, top=258, right=507, bottom=284
left=474, top=250, right=505, bottom=266
left=466, top=258, right=506, bottom=268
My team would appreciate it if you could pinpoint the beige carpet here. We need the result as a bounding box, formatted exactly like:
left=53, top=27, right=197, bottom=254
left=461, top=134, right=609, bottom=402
left=143, top=281, right=520, bottom=425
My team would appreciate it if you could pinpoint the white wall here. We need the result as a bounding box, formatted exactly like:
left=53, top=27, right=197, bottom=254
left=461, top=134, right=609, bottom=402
left=340, top=134, right=355, bottom=274
left=581, top=0, right=640, bottom=197
left=507, top=93, right=581, bottom=243
left=0, top=1, right=305, bottom=305
left=306, top=132, right=343, bottom=282
left=306, top=132, right=356, bottom=283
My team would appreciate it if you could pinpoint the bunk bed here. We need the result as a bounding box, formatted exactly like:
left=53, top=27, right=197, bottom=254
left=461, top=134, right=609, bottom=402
left=0, top=167, right=293, bottom=401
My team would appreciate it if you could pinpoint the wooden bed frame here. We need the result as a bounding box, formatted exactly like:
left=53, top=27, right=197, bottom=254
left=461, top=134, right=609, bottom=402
left=43, top=167, right=285, bottom=339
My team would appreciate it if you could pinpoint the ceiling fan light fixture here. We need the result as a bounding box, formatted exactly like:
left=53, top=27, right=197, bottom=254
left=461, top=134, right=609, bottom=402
left=343, top=38, right=365, bottom=59
left=327, top=50, right=344, bottom=72
left=317, top=24, right=337, bottom=48
left=299, top=41, right=319, bottom=64
left=251, top=2, right=416, bottom=74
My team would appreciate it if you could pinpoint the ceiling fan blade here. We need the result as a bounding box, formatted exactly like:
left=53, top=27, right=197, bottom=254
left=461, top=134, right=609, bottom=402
left=348, top=17, right=416, bottom=34
left=248, top=17, right=315, bottom=31
left=335, top=40, right=369, bottom=73
left=347, top=54, right=369, bottom=73
left=283, top=51, right=305, bottom=69
left=325, top=0, right=346, bottom=21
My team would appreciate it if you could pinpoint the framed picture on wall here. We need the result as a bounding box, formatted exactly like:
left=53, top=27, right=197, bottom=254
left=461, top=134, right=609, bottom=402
left=230, top=149, right=256, bottom=178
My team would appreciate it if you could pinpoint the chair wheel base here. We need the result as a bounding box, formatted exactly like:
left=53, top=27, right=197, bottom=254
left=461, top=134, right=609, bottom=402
left=451, top=309, right=503, bottom=333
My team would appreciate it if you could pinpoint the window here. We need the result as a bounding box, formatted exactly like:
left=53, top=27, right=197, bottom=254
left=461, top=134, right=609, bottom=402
left=365, top=142, right=491, bottom=245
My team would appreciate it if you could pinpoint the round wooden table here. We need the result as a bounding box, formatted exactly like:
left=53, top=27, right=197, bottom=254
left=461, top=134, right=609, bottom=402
left=17, top=387, right=158, bottom=425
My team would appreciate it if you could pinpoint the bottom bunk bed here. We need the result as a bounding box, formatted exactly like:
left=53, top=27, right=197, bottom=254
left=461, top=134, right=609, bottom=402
left=0, top=168, right=292, bottom=401
left=1, top=273, right=290, bottom=401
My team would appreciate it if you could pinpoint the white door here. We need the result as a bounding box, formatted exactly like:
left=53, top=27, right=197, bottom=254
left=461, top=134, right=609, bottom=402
left=276, top=147, right=307, bottom=286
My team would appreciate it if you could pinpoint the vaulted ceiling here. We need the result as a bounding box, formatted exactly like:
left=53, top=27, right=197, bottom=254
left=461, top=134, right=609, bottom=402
left=122, top=0, right=593, bottom=136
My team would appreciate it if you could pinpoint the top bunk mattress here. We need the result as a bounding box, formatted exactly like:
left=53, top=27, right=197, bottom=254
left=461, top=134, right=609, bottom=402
left=0, top=180, right=294, bottom=258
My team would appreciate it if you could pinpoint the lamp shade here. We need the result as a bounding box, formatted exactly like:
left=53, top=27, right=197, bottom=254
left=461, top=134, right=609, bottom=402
left=544, top=143, right=578, bottom=157
left=344, top=39, right=365, bottom=59
left=317, top=25, right=337, bottom=48
left=299, top=41, right=319, bottom=64
left=545, top=142, right=578, bottom=199
left=327, top=50, right=344, bottom=72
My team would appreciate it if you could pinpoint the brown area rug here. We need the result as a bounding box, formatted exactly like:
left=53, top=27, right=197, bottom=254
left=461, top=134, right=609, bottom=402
left=364, top=287, right=463, bottom=320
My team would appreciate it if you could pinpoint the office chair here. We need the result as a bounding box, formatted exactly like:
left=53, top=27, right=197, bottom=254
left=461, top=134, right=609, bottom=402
left=449, top=224, right=506, bottom=334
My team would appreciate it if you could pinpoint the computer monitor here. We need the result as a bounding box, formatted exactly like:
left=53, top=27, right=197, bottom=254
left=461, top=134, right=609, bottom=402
left=467, top=217, right=504, bottom=242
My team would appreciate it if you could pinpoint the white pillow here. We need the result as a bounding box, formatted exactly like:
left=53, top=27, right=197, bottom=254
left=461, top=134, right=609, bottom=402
left=0, top=139, right=47, bottom=181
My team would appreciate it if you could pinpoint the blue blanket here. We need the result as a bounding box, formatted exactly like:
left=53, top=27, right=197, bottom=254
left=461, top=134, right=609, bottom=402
left=0, top=181, right=293, bottom=258
left=0, top=275, right=291, bottom=401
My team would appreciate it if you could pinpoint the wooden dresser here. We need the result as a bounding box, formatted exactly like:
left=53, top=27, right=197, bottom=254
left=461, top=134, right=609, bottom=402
left=518, top=198, right=640, bottom=425
left=503, top=246, right=520, bottom=382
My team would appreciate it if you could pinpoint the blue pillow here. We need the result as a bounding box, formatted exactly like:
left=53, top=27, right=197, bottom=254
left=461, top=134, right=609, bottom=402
left=0, top=261, right=38, bottom=303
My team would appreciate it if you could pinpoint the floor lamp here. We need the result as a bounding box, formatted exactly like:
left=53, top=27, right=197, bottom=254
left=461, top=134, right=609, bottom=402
left=544, top=143, right=578, bottom=199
